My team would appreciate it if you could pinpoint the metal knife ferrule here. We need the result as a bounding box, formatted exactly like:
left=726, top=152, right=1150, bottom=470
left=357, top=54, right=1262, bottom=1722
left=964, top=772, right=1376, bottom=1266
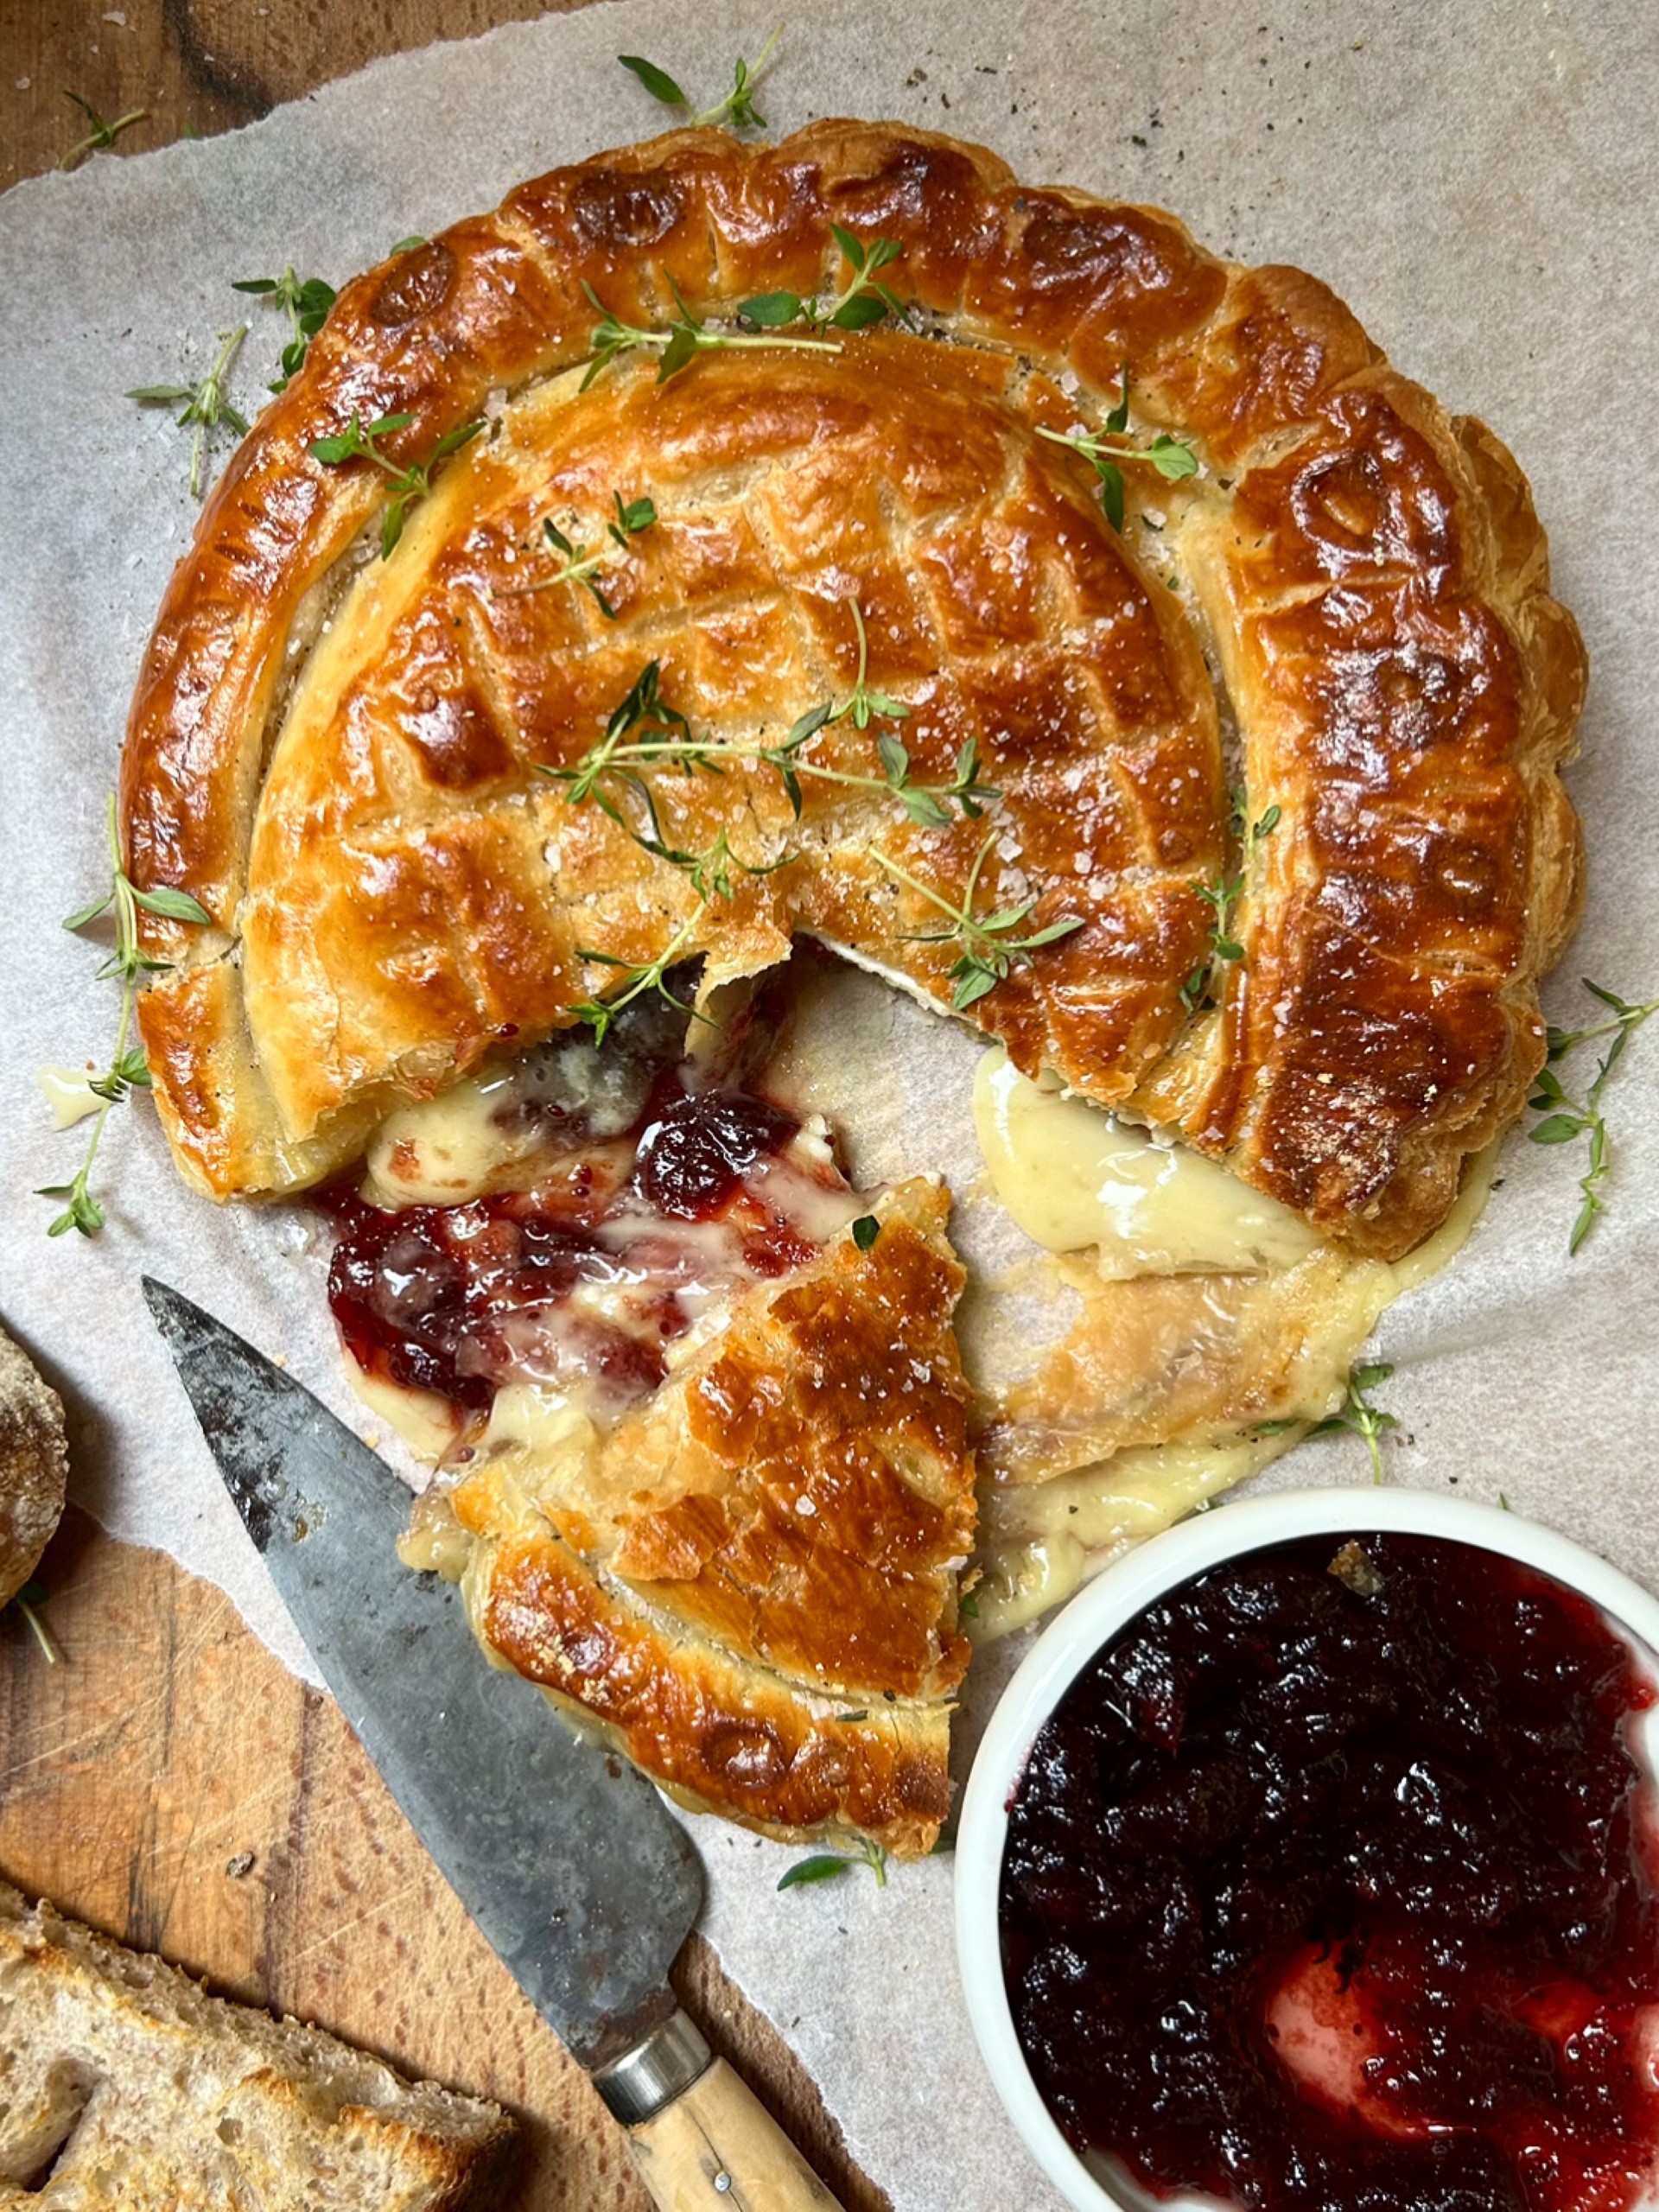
left=594, top=2008, right=713, bottom=2126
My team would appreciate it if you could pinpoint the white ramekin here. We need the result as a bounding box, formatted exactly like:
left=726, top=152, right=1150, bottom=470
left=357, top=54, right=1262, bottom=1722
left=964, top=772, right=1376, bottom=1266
left=954, top=1487, right=1659, bottom=2212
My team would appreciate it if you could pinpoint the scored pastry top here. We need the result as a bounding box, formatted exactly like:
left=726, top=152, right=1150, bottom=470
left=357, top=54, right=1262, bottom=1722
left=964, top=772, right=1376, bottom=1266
left=121, top=119, right=1586, bottom=1258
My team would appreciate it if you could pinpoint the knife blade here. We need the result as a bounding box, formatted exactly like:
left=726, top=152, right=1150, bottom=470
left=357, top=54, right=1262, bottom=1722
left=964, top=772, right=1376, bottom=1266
left=144, top=1278, right=845, bottom=2212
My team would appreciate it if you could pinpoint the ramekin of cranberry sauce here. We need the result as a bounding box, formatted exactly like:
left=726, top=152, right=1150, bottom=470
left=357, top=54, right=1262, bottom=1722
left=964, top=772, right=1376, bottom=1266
left=956, top=1490, right=1659, bottom=2212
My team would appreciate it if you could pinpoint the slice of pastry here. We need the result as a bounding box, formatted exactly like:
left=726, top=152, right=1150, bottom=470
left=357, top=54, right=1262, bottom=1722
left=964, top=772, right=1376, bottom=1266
left=437, top=1172, right=972, bottom=1856
left=330, top=994, right=975, bottom=1855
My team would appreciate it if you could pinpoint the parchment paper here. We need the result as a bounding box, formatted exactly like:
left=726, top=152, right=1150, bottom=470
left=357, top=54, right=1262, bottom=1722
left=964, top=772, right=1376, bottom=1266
left=3, top=3, right=1657, bottom=2204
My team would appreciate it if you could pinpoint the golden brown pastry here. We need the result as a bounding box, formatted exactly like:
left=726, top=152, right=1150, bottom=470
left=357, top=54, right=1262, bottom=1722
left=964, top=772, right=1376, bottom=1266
left=122, top=119, right=1583, bottom=1256
left=118, top=121, right=1586, bottom=1849
left=434, top=1178, right=974, bottom=1855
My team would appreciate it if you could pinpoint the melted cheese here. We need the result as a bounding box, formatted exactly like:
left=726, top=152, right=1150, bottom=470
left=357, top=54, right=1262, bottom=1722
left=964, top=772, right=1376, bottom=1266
left=972, top=1049, right=1319, bottom=1276
left=362, top=1033, right=652, bottom=1207
left=341, top=1362, right=461, bottom=1465
left=35, top=1065, right=105, bottom=1130
left=970, top=1109, right=1498, bottom=1641
left=365, top=1066, right=539, bottom=1206
left=479, top=1382, right=601, bottom=1466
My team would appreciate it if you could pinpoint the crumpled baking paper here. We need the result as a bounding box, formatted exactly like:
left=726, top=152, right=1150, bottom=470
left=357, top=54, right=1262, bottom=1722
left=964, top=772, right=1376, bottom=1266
left=2, top=2, right=1656, bottom=2203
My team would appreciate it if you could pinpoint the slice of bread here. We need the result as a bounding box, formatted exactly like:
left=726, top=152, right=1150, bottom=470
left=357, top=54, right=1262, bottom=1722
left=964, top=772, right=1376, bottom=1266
left=0, top=1882, right=516, bottom=2209
left=0, top=1325, right=68, bottom=1611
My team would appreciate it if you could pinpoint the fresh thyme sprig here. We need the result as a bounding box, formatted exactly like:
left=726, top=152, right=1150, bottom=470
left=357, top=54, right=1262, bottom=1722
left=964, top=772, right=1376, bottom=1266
left=1307, top=1361, right=1398, bottom=1484
left=550, top=639, right=998, bottom=1033
left=39, top=795, right=212, bottom=1238
left=874, top=836, right=1084, bottom=1013
left=1529, top=979, right=1659, bottom=1253
left=542, top=638, right=995, bottom=832
left=817, top=598, right=908, bottom=732
left=128, top=325, right=251, bottom=499
left=582, top=275, right=842, bottom=391
left=618, top=27, right=782, bottom=130
left=1179, top=798, right=1280, bottom=1014
left=569, top=915, right=711, bottom=1047
left=1251, top=1361, right=1399, bottom=1480
left=232, top=267, right=337, bottom=391
left=778, top=1835, right=889, bottom=1891
left=1036, top=363, right=1198, bottom=531
left=499, top=492, right=657, bottom=616
left=308, top=411, right=485, bottom=556
left=60, top=89, right=149, bottom=170
left=624, top=774, right=796, bottom=901
left=738, top=225, right=906, bottom=334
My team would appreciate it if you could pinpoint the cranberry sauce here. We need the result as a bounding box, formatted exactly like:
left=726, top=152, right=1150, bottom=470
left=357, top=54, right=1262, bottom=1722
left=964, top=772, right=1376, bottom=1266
left=321, top=1014, right=816, bottom=1421
left=1001, top=1535, right=1659, bottom=2212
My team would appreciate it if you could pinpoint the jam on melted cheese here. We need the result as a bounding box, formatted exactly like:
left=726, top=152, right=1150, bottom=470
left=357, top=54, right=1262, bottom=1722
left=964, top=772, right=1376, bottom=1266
left=327, top=976, right=1497, bottom=1644
left=322, top=1000, right=865, bottom=1482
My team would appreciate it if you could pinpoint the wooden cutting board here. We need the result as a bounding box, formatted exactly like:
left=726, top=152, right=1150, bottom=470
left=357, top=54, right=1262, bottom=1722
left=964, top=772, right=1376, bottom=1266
left=0, top=1509, right=882, bottom=2209
left=0, top=8, right=887, bottom=2206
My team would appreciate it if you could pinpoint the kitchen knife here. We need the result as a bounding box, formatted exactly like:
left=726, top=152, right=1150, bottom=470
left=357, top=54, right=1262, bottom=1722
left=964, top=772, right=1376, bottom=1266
left=143, top=1278, right=845, bottom=2212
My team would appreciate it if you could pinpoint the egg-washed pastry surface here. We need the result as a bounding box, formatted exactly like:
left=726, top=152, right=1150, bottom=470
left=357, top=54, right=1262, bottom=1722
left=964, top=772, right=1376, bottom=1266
left=123, top=118, right=1583, bottom=1259
left=118, top=122, right=1586, bottom=1852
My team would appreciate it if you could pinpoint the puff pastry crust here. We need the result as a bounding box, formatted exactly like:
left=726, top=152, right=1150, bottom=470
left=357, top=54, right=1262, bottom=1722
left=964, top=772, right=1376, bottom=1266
left=119, top=120, right=1586, bottom=1847
left=121, top=120, right=1584, bottom=1257
left=444, top=1178, right=974, bottom=1854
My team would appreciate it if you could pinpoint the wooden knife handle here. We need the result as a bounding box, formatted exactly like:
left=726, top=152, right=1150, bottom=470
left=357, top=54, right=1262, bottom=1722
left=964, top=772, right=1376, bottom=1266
left=626, top=2055, right=846, bottom=2211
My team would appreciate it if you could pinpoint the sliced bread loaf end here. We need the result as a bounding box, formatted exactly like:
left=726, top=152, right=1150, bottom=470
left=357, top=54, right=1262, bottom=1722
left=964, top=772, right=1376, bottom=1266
left=0, top=1882, right=517, bottom=2209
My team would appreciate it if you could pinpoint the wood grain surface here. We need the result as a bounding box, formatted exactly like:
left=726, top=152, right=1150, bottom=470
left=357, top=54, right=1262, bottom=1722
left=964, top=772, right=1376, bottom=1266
left=0, top=7, right=890, bottom=2208
left=0, top=1504, right=889, bottom=2210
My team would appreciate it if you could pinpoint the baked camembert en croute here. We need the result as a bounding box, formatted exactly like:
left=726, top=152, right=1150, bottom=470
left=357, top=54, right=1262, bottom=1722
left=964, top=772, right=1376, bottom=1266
left=119, top=122, right=1585, bottom=1854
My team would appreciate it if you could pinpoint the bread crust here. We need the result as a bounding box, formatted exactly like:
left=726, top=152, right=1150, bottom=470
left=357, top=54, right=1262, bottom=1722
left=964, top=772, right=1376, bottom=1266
left=0, top=1324, right=68, bottom=1611
left=0, top=1879, right=513, bottom=2208
left=120, top=121, right=1582, bottom=1259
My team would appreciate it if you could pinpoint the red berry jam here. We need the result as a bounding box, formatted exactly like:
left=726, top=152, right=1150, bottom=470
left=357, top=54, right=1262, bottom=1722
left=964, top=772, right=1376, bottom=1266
left=318, top=1009, right=836, bottom=1425
left=1001, top=1534, right=1659, bottom=2212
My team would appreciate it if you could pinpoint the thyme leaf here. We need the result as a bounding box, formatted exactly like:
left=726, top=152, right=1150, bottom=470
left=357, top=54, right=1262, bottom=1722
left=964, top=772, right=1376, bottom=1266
left=308, top=411, right=485, bottom=556
left=1036, top=362, right=1198, bottom=532
left=737, top=225, right=907, bottom=335
left=874, top=835, right=1084, bottom=1013
left=232, top=266, right=337, bottom=390
left=826, top=599, right=910, bottom=734
left=60, top=89, right=148, bottom=170
left=1528, top=978, right=1659, bottom=1253
left=498, top=492, right=656, bottom=616
left=582, top=273, right=841, bottom=391
left=568, top=916, right=711, bottom=1048
left=1179, top=795, right=1280, bottom=1014
left=39, top=796, right=211, bottom=1239
left=778, top=1835, right=888, bottom=1891
left=128, top=324, right=251, bottom=499
left=619, top=27, right=782, bottom=129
